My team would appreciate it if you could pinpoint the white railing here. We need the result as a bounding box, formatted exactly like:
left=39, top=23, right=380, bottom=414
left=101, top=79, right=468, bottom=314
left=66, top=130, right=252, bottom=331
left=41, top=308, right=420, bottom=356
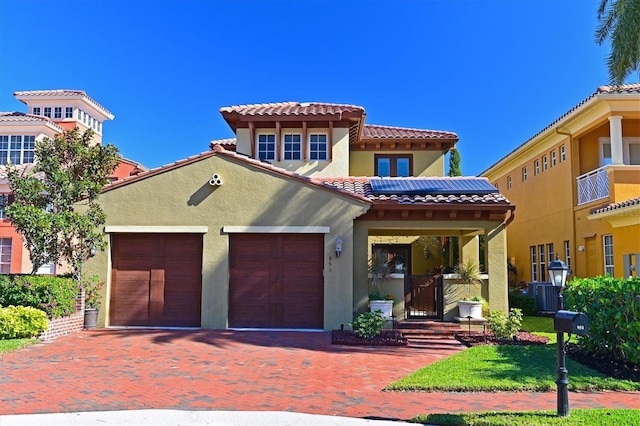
left=576, top=166, right=609, bottom=205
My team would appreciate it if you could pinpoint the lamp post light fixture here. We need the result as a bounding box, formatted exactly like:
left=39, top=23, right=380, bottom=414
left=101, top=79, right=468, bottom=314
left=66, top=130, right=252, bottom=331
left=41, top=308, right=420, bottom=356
left=548, top=256, right=570, bottom=417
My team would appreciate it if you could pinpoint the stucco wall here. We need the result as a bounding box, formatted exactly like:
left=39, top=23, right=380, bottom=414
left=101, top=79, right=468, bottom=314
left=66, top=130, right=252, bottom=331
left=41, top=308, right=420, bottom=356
left=85, top=152, right=369, bottom=330
left=349, top=151, right=444, bottom=177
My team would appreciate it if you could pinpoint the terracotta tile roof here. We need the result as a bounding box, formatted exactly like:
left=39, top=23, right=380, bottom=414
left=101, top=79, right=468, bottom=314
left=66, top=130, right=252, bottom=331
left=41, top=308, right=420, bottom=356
left=481, top=83, right=640, bottom=175
left=0, top=112, right=64, bottom=132
left=320, top=177, right=511, bottom=206
left=596, top=83, right=640, bottom=94
left=590, top=196, right=640, bottom=215
left=220, top=102, right=365, bottom=117
left=363, top=124, right=457, bottom=140
left=13, top=89, right=114, bottom=119
left=209, top=138, right=237, bottom=151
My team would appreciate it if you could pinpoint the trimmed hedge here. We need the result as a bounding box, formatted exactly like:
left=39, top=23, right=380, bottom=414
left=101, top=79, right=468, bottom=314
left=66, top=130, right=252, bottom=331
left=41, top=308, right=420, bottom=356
left=0, top=275, right=78, bottom=319
left=564, top=276, right=640, bottom=365
left=0, top=305, right=49, bottom=339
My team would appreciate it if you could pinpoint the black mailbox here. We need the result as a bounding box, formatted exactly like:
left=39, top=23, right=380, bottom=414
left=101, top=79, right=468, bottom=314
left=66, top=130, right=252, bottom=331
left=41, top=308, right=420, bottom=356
left=554, top=310, right=589, bottom=336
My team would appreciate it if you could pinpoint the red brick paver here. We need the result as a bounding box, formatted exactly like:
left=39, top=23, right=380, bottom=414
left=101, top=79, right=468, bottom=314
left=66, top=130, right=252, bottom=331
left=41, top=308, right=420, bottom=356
left=0, top=330, right=638, bottom=420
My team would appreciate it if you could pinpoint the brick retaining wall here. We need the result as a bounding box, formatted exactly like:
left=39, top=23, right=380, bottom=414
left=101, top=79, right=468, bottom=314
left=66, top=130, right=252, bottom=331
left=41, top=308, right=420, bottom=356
left=39, top=290, right=86, bottom=341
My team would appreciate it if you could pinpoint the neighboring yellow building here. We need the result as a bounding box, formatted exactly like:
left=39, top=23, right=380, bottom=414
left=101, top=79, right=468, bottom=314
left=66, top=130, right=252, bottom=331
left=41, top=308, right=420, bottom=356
left=482, top=84, right=640, bottom=283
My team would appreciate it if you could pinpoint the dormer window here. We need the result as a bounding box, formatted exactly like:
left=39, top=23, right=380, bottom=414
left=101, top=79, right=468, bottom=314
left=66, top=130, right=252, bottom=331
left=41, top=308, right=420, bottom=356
left=283, top=134, right=301, bottom=160
left=309, top=134, right=328, bottom=160
left=257, top=134, right=276, bottom=161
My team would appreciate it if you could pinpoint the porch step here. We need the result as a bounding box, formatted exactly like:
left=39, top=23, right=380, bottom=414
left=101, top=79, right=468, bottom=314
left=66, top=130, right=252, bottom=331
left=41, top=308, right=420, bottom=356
left=395, top=320, right=462, bottom=338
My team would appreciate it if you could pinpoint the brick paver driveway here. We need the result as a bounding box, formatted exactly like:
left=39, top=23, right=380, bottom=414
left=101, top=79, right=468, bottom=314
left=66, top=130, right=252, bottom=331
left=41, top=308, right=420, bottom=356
left=1, top=330, right=638, bottom=421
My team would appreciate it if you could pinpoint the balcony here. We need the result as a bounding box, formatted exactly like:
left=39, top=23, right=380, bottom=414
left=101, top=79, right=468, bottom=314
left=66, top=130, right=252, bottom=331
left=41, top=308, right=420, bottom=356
left=577, top=166, right=609, bottom=205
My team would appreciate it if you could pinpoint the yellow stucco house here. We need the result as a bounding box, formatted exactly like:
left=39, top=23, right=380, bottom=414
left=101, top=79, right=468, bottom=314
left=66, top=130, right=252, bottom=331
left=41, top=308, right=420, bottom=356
left=86, top=102, right=515, bottom=330
left=482, top=84, right=640, bottom=285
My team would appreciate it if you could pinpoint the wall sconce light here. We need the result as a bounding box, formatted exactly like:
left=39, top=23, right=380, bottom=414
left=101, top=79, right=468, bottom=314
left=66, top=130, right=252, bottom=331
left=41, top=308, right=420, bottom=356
left=209, top=173, right=223, bottom=186
left=335, top=236, right=343, bottom=258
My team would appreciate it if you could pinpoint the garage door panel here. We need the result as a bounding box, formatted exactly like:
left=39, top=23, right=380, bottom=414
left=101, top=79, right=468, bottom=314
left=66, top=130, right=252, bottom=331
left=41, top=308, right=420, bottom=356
left=110, top=233, right=202, bottom=327
left=229, top=233, right=323, bottom=329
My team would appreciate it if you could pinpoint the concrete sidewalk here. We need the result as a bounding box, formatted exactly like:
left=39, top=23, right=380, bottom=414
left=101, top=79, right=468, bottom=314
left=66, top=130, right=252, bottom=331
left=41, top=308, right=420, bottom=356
left=0, top=409, right=414, bottom=426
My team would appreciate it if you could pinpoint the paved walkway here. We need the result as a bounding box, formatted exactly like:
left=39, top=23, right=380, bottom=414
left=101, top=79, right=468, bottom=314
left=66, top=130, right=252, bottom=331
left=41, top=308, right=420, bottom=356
left=0, top=330, right=638, bottom=422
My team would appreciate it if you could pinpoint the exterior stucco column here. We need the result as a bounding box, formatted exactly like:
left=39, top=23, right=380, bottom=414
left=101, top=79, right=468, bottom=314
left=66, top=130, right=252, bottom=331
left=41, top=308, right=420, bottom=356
left=460, top=235, right=480, bottom=267
left=353, top=222, right=370, bottom=316
left=609, top=116, right=624, bottom=165
left=485, top=224, right=508, bottom=313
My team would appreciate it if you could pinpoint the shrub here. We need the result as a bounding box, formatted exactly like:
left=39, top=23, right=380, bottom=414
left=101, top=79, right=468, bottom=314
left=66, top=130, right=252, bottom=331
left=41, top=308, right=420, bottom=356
left=488, top=308, right=523, bottom=340
left=82, top=275, right=104, bottom=309
left=350, top=311, right=384, bottom=340
left=0, top=275, right=78, bottom=318
left=564, top=276, right=640, bottom=365
left=0, top=305, right=49, bottom=339
left=508, top=288, right=537, bottom=315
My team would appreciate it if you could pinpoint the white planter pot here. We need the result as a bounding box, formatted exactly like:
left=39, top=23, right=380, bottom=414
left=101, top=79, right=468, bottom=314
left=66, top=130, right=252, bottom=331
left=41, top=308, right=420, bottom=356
left=458, top=300, right=483, bottom=319
left=370, top=300, right=394, bottom=319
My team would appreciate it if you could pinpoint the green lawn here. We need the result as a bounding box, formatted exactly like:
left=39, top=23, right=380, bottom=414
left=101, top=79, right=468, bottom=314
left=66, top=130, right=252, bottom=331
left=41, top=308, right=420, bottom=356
left=387, top=316, right=640, bottom=392
left=411, top=408, right=640, bottom=425
left=0, top=338, right=37, bottom=354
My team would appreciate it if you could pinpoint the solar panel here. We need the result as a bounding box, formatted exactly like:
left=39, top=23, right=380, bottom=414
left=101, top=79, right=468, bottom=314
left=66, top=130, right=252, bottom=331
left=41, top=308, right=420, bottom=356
left=370, top=178, right=498, bottom=195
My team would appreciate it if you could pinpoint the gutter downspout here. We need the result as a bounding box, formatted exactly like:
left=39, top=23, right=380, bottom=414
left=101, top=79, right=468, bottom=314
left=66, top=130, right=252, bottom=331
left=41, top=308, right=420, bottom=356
left=555, top=128, right=576, bottom=268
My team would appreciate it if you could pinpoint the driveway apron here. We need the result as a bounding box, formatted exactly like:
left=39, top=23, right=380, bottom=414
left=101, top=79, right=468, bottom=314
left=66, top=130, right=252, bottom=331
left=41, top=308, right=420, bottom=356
left=0, top=330, right=637, bottom=421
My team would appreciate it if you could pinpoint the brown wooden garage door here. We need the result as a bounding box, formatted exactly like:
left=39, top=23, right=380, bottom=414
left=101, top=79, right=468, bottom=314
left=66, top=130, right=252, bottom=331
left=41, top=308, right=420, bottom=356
left=229, top=233, right=324, bottom=329
left=110, top=233, right=203, bottom=327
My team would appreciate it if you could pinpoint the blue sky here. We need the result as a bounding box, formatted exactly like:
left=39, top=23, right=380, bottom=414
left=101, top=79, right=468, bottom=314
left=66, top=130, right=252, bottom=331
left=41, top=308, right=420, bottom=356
left=0, top=0, right=620, bottom=176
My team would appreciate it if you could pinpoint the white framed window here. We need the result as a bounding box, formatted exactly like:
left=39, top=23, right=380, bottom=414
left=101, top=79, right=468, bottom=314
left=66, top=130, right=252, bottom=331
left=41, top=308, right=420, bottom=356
left=65, top=107, right=73, bottom=118
left=564, top=240, right=571, bottom=269
left=0, top=238, right=11, bottom=274
left=79, top=109, right=83, bottom=121
left=560, top=145, right=566, bottom=162
left=257, top=134, right=276, bottom=161
left=0, top=194, right=8, bottom=219
left=522, top=167, right=527, bottom=182
left=603, top=234, right=614, bottom=276
left=599, top=137, right=640, bottom=166
left=309, top=134, right=328, bottom=160
left=44, top=107, right=51, bottom=118
left=534, top=160, right=540, bottom=175
left=54, top=107, right=62, bottom=119
left=542, top=155, right=548, bottom=171
left=32, top=107, right=41, bottom=115
left=530, top=245, right=537, bottom=282
left=6, top=135, right=35, bottom=165
left=283, top=133, right=301, bottom=160
left=551, top=150, right=557, bottom=167
left=539, top=244, right=546, bottom=281
left=507, top=175, right=512, bottom=189
left=98, top=122, right=101, bottom=133
left=547, top=243, right=554, bottom=265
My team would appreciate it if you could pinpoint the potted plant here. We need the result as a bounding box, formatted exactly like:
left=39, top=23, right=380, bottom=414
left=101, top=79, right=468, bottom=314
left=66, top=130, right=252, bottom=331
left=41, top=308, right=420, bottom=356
left=82, top=275, right=104, bottom=329
left=367, top=255, right=393, bottom=318
left=454, top=259, right=485, bottom=319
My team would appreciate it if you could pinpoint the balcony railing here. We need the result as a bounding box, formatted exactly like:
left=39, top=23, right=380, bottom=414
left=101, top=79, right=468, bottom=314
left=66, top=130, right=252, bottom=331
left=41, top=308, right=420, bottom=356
left=577, top=166, right=609, bottom=205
